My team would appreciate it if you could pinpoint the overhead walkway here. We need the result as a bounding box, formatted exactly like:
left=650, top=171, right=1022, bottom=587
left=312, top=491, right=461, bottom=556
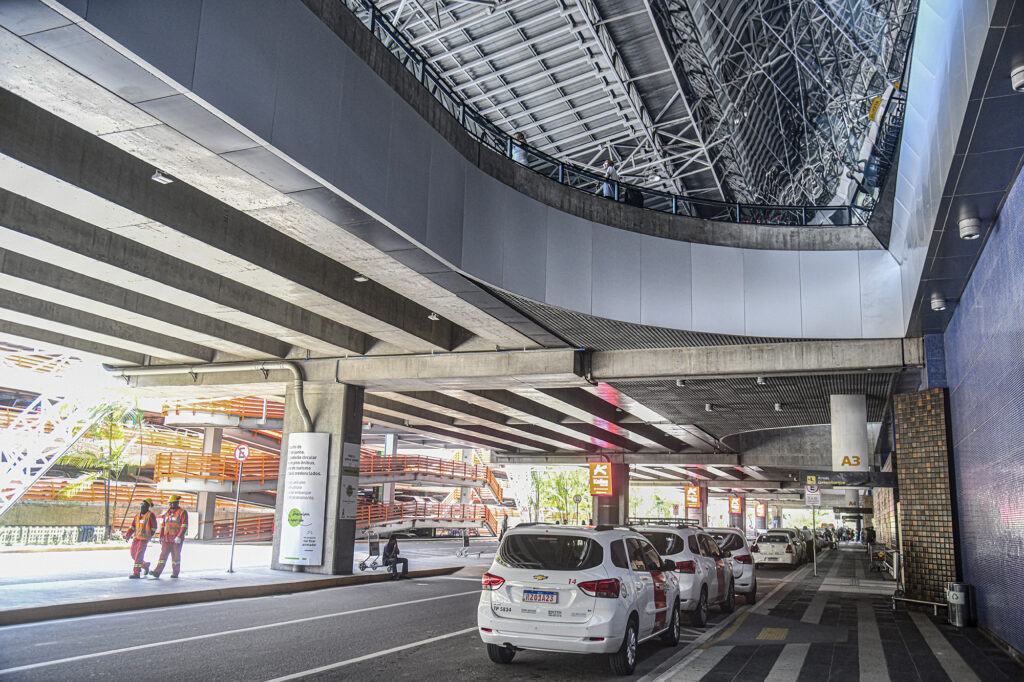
left=356, top=501, right=498, bottom=536
left=163, top=397, right=284, bottom=430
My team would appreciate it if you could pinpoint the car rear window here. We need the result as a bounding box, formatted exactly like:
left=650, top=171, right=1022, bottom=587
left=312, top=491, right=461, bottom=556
left=758, top=534, right=789, bottom=543
left=639, top=531, right=685, bottom=555
left=710, top=532, right=745, bottom=552
left=499, top=534, right=604, bottom=570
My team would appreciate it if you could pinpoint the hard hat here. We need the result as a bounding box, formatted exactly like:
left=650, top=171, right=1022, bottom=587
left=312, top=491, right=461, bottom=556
left=142, top=498, right=154, bottom=506
left=168, top=494, right=181, bottom=503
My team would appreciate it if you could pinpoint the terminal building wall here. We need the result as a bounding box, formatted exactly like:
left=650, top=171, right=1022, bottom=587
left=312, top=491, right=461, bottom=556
left=943, top=167, right=1024, bottom=656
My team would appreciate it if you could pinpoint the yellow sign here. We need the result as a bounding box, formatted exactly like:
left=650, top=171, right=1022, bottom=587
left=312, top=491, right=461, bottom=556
left=869, top=97, right=882, bottom=120
left=805, top=475, right=817, bottom=486
left=589, top=462, right=613, bottom=496
left=684, top=486, right=701, bottom=509
left=729, top=497, right=743, bottom=514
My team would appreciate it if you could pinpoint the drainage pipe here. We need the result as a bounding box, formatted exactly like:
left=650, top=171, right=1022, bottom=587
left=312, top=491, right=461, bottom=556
left=103, top=361, right=313, bottom=432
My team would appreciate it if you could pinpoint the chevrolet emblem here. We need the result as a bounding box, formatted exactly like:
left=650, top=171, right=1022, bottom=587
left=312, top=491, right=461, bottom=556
left=533, top=575, right=548, bottom=581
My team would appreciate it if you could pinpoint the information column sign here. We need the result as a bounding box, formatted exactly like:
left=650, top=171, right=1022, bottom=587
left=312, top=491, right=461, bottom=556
left=755, top=502, right=766, bottom=518
left=684, top=486, right=701, bottom=509
left=589, top=462, right=613, bottom=496
left=339, top=441, right=360, bottom=520
left=729, top=497, right=743, bottom=515
left=278, top=432, right=330, bottom=566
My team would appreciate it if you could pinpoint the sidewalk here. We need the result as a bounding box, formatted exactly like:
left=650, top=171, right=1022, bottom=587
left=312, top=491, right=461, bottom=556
left=641, top=543, right=1022, bottom=681
left=0, top=539, right=494, bottom=625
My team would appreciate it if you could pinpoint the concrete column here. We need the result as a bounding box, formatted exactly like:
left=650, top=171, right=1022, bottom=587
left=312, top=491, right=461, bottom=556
left=592, top=462, right=628, bottom=526
left=773, top=506, right=783, bottom=528
left=381, top=482, right=395, bottom=504
left=755, top=501, right=767, bottom=530
left=271, top=383, right=364, bottom=575
left=197, top=428, right=222, bottom=540
left=699, top=481, right=708, bottom=527
left=460, top=486, right=474, bottom=505
left=831, top=394, right=870, bottom=471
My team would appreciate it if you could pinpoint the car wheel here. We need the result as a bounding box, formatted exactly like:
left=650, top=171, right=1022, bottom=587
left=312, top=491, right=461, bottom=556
left=689, top=587, right=708, bottom=627
left=609, top=618, right=638, bottom=676
left=486, top=644, right=516, bottom=664
left=746, top=580, right=758, bottom=605
left=660, top=603, right=680, bottom=646
left=721, top=581, right=735, bottom=613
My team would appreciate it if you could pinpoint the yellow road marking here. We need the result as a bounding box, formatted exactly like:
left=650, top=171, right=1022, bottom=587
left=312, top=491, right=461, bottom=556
left=700, top=611, right=750, bottom=649
left=757, top=627, right=789, bottom=641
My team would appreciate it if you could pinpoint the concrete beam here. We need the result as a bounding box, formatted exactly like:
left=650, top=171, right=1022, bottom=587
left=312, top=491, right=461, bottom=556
left=630, top=480, right=799, bottom=489
left=491, top=452, right=741, bottom=466
left=362, top=409, right=518, bottom=452
left=0, top=190, right=368, bottom=355
left=0, top=288, right=213, bottom=363
left=722, top=424, right=882, bottom=469
left=0, top=319, right=144, bottom=365
left=591, top=339, right=925, bottom=381
left=0, top=89, right=471, bottom=351
left=468, top=389, right=645, bottom=451
left=0, top=247, right=290, bottom=359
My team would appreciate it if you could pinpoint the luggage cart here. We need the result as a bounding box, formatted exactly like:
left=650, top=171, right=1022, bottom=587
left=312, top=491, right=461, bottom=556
left=455, top=528, right=483, bottom=558
left=868, top=543, right=887, bottom=572
left=358, top=530, right=381, bottom=571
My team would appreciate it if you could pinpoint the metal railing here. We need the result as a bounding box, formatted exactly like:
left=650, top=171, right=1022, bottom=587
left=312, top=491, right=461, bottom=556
left=360, top=453, right=503, bottom=502
left=339, top=0, right=872, bottom=228
left=212, top=515, right=274, bottom=541
left=154, top=451, right=279, bottom=485
left=356, top=501, right=498, bottom=535
left=163, top=397, right=285, bottom=422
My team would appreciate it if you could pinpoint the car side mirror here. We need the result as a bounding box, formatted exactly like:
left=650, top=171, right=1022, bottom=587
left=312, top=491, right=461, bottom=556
left=662, top=559, right=676, bottom=572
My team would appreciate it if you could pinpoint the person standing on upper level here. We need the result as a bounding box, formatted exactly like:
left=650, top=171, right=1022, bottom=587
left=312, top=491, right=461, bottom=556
left=601, top=159, right=619, bottom=198
left=150, top=494, right=188, bottom=579
left=511, top=132, right=528, bottom=165
left=124, top=498, right=157, bottom=579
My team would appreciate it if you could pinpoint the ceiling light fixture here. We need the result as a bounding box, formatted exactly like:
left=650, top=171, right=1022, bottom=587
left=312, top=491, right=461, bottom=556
left=675, top=379, right=686, bottom=387
left=958, top=216, right=981, bottom=240
left=705, top=403, right=713, bottom=412
left=427, top=312, right=440, bottom=321
left=150, top=170, right=173, bottom=184
left=1012, top=64, right=1024, bottom=93
left=930, top=295, right=947, bottom=312
left=774, top=403, right=783, bottom=412
left=353, top=275, right=369, bottom=282
left=756, top=376, right=766, bottom=385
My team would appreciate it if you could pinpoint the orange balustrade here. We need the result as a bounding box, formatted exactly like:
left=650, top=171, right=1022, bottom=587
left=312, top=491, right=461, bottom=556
left=18, top=478, right=268, bottom=512
left=163, top=397, right=285, bottom=422
left=356, top=501, right=497, bottom=535
left=154, top=451, right=279, bottom=485
left=360, top=453, right=504, bottom=502
left=212, top=515, right=274, bottom=540
left=2, top=352, right=78, bottom=374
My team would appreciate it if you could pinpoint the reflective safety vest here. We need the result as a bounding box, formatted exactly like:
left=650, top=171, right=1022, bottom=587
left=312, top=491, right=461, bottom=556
left=131, top=511, right=157, bottom=540
left=160, top=507, right=188, bottom=540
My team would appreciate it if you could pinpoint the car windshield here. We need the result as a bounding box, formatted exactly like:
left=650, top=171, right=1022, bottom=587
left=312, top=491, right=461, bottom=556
left=499, top=534, right=604, bottom=570
left=639, top=531, right=685, bottom=555
left=710, top=532, right=745, bottom=552
left=758, top=534, right=790, bottom=543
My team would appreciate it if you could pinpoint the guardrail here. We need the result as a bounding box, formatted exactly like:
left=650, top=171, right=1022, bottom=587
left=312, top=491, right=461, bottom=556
left=154, top=451, right=279, bottom=485
left=360, top=453, right=503, bottom=501
left=163, top=397, right=285, bottom=422
left=338, top=0, right=872, bottom=227
left=357, top=501, right=497, bottom=535
left=212, top=515, right=274, bottom=541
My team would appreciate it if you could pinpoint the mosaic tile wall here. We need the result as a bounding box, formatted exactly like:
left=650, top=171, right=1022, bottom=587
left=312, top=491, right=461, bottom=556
left=874, top=485, right=897, bottom=548
left=893, top=388, right=959, bottom=605
left=944, top=164, right=1024, bottom=656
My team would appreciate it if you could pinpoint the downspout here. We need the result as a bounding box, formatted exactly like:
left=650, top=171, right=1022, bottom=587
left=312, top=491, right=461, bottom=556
left=104, top=361, right=314, bottom=432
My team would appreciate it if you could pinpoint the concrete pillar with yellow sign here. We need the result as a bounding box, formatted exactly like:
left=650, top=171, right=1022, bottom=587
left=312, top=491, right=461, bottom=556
left=754, top=501, right=767, bottom=530
left=728, top=495, right=745, bottom=531
left=831, top=394, right=870, bottom=472
left=590, top=461, right=628, bottom=525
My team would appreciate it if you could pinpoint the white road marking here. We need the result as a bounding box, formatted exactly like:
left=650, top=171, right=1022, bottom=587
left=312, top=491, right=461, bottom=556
left=433, top=576, right=484, bottom=582
left=764, top=643, right=810, bottom=681
left=908, top=611, right=980, bottom=682
left=655, top=647, right=733, bottom=682
left=264, top=626, right=478, bottom=681
left=857, top=600, right=890, bottom=681
left=0, top=590, right=479, bottom=675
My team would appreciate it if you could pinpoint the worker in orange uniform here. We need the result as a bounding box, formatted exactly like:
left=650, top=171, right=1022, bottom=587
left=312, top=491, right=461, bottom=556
left=150, top=494, right=189, bottom=579
left=124, top=498, right=157, bottom=578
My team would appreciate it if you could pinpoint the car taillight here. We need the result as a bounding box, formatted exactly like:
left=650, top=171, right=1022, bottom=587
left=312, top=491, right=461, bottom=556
left=751, top=544, right=760, bottom=553
left=481, top=573, right=505, bottom=589
left=733, top=554, right=752, bottom=564
left=785, top=545, right=794, bottom=554
left=578, top=578, right=620, bottom=598
left=675, top=560, right=696, bottom=574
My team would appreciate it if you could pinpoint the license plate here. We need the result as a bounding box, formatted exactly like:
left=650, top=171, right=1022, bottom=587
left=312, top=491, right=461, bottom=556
left=767, top=557, right=779, bottom=561
left=522, top=590, right=558, bottom=603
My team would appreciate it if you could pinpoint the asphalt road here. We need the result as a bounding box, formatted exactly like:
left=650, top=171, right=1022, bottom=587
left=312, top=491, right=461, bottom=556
left=0, top=564, right=798, bottom=681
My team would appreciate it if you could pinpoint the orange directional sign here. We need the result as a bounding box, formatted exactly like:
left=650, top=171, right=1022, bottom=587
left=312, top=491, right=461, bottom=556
left=589, top=462, right=613, bottom=496
left=729, top=496, right=743, bottom=514
left=755, top=502, right=766, bottom=518
left=684, top=486, right=701, bottom=509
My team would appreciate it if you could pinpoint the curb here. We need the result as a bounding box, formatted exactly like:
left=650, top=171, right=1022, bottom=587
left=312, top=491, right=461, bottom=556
left=0, top=545, right=126, bottom=554
left=0, top=566, right=462, bottom=626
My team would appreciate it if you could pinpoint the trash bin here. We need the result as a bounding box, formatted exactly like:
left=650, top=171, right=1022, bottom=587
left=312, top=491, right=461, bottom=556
left=947, top=582, right=969, bottom=627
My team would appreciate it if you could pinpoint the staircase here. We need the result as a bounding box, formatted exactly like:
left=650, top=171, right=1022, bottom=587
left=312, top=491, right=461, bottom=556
left=0, top=394, right=109, bottom=519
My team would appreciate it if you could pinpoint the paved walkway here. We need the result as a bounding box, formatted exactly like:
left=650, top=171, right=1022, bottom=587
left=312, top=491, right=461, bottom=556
left=0, top=539, right=494, bottom=620
left=641, top=543, right=1022, bottom=681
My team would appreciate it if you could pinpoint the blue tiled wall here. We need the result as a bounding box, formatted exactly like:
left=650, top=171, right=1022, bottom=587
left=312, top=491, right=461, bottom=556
left=944, top=167, right=1024, bottom=655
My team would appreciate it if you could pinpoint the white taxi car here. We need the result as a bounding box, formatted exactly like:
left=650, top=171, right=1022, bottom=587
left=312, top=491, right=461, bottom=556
left=478, top=524, right=682, bottom=675
left=634, top=524, right=736, bottom=627
left=706, top=527, right=757, bottom=604
left=751, top=531, right=799, bottom=567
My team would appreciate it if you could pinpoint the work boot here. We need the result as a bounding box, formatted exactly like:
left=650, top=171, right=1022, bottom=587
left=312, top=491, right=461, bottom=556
left=149, top=573, right=161, bottom=579
left=128, top=574, right=140, bottom=579
left=142, top=564, right=150, bottom=576
left=170, top=574, right=179, bottom=579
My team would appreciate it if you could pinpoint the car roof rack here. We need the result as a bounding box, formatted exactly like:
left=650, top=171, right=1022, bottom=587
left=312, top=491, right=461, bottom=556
left=628, top=517, right=703, bottom=530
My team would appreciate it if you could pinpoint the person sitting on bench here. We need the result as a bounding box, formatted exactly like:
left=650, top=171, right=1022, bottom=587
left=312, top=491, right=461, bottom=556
left=383, top=536, right=409, bottom=580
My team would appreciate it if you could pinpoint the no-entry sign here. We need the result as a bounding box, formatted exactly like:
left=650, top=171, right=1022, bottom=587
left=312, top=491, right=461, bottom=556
left=234, top=444, right=250, bottom=462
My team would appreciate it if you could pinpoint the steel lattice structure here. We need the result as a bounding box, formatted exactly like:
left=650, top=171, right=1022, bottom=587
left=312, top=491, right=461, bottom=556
left=359, top=0, right=915, bottom=206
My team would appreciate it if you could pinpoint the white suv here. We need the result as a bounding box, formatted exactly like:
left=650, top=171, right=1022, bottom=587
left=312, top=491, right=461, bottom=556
left=633, top=524, right=736, bottom=627
left=706, top=527, right=757, bottom=604
left=478, top=525, right=682, bottom=676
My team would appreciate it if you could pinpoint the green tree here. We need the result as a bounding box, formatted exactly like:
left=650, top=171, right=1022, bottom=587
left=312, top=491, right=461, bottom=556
left=536, top=469, right=589, bottom=523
